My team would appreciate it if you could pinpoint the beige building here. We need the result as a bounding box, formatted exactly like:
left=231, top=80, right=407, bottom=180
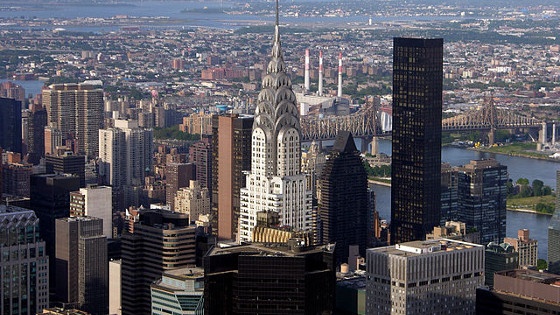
left=504, top=229, right=538, bottom=267
left=43, top=83, right=104, bottom=158
left=174, top=180, right=210, bottom=222
left=366, top=239, right=484, bottom=315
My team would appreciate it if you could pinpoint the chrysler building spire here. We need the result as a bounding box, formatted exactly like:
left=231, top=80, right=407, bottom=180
left=239, top=0, right=312, bottom=243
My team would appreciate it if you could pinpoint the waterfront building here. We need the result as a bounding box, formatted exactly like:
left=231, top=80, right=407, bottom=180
left=0, top=205, right=49, bottom=314
left=390, top=38, right=444, bottom=244
left=204, top=242, right=335, bottom=314
left=441, top=163, right=459, bottom=223
left=121, top=210, right=196, bottom=315
left=318, top=131, right=368, bottom=264
left=476, top=269, right=560, bottom=314
left=55, top=217, right=108, bottom=315
left=174, top=180, right=210, bottom=222
left=484, top=242, right=519, bottom=287
left=504, top=229, right=538, bottom=268
left=45, top=151, right=86, bottom=187
left=42, top=83, right=103, bottom=158
left=69, top=185, right=113, bottom=238
left=166, top=163, right=195, bottom=211
left=0, top=97, right=22, bottom=153
left=366, top=239, right=484, bottom=314
left=210, top=114, right=253, bottom=241
left=238, top=7, right=313, bottom=242
left=457, top=159, right=508, bottom=244
left=151, top=268, right=204, bottom=315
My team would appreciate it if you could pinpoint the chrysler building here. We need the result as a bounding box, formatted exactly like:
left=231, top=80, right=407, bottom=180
left=239, top=0, right=313, bottom=242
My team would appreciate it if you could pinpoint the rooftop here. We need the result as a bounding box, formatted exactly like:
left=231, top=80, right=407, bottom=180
left=370, top=239, right=483, bottom=257
left=207, top=242, right=335, bottom=257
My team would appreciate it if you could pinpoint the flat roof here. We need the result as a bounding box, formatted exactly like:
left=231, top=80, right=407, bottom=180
left=369, top=239, right=482, bottom=257
left=207, top=242, right=334, bottom=257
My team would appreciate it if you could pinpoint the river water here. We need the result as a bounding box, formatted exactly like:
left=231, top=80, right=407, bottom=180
left=369, top=138, right=557, bottom=259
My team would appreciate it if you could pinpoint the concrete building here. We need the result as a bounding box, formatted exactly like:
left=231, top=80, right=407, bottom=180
left=0, top=205, right=50, bottom=314
left=42, top=83, right=104, bottom=158
left=457, top=159, right=508, bottom=244
left=485, top=242, right=519, bottom=287
left=504, top=229, right=538, bottom=268
left=150, top=268, right=204, bottom=315
left=301, top=140, right=326, bottom=198
left=121, top=210, right=196, bottom=315
left=391, top=38, right=443, bottom=244
left=44, top=126, right=64, bottom=156
left=440, top=163, right=459, bottom=224
left=174, top=180, right=210, bottom=222
left=0, top=97, right=22, bottom=154
left=99, top=119, right=153, bottom=208
left=426, top=221, right=480, bottom=244
left=70, top=185, right=113, bottom=238
left=109, top=260, right=121, bottom=315
left=210, top=114, right=253, bottom=241
left=204, top=242, right=335, bottom=314
left=1, top=155, right=32, bottom=197
left=239, top=13, right=313, bottom=242
left=55, top=217, right=108, bottom=315
left=166, top=163, right=195, bottom=211
left=476, top=269, right=560, bottom=314
left=366, top=239, right=484, bottom=314
left=188, top=135, right=212, bottom=197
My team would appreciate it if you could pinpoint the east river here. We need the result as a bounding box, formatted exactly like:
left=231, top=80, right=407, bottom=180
left=368, top=138, right=560, bottom=259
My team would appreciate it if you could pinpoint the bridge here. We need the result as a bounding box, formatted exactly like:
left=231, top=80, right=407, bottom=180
left=300, top=95, right=543, bottom=150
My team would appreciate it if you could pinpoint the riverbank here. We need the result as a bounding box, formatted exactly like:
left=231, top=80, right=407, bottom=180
left=368, top=178, right=391, bottom=187
left=507, top=208, right=553, bottom=215
left=467, top=142, right=560, bottom=162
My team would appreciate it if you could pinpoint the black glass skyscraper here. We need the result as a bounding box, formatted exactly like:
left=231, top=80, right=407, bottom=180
left=390, top=37, right=443, bottom=244
left=319, top=131, right=368, bottom=264
left=0, top=97, right=22, bottom=153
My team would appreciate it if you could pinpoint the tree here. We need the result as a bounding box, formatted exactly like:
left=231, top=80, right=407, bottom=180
left=519, top=185, right=532, bottom=198
left=532, top=179, right=544, bottom=196
left=543, top=186, right=552, bottom=196
left=537, top=259, right=548, bottom=270
left=516, top=178, right=530, bottom=186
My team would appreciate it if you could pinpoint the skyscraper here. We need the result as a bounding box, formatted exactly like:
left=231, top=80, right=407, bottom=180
left=98, top=119, right=153, bottom=209
left=165, top=162, right=195, bottom=211
left=204, top=242, right=335, bottom=314
left=23, top=105, right=47, bottom=164
left=210, top=114, right=253, bottom=241
left=69, top=185, right=113, bottom=238
left=0, top=97, right=22, bottom=153
left=45, top=152, right=86, bottom=187
left=0, top=205, right=50, bottom=314
left=457, top=159, right=508, bottom=243
left=55, top=217, right=108, bottom=315
left=30, top=173, right=81, bottom=292
left=188, top=135, right=212, bottom=197
left=390, top=37, right=443, bottom=244
left=121, top=210, right=196, bottom=315
left=42, top=83, right=103, bottom=158
left=239, top=4, right=313, bottom=242
left=366, top=239, right=484, bottom=314
left=318, top=131, right=368, bottom=264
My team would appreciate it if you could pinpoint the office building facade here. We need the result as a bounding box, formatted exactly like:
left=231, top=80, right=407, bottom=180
left=188, top=135, right=212, bottom=197
left=70, top=185, right=113, bottom=238
left=121, top=210, right=196, bottom=315
left=45, top=153, right=86, bottom=187
left=319, top=132, right=368, bottom=264
left=210, top=114, right=253, bottom=240
left=151, top=268, right=204, bottom=315
left=458, top=159, right=508, bottom=244
left=504, top=229, right=538, bottom=268
left=165, top=163, right=195, bottom=211
left=55, top=217, right=108, bottom=315
left=0, top=97, right=22, bottom=154
left=366, top=239, right=484, bottom=314
left=204, top=242, right=335, bottom=314
left=0, top=205, right=49, bottom=314
left=485, top=242, right=519, bottom=287
left=390, top=38, right=444, bottom=244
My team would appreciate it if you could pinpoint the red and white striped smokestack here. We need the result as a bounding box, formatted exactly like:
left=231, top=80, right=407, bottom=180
left=304, top=49, right=310, bottom=91
left=337, top=52, right=343, bottom=97
left=318, top=50, right=323, bottom=96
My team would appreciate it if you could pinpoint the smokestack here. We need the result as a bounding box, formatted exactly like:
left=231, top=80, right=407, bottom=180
left=337, top=52, right=343, bottom=97
left=318, top=51, right=323, bottom=96
left=304, top=49, right=310, bottom=91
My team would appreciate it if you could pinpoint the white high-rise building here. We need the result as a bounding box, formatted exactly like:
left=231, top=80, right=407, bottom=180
left=70, top=185, right=113, bottom=238
left=99, top=119, right=153, bottom=208
left=239, top=4, right=313, bottom=242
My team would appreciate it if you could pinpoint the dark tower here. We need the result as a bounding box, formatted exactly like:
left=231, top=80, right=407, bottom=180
left=390, top=38, right=443, bottom=244
left=319, top=132, right=368, bottom=264
left=0, top=97, right=22, bottom=153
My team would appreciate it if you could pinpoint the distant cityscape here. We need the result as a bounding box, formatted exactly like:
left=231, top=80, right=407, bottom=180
left=1, top=0, right=560, bottom=314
